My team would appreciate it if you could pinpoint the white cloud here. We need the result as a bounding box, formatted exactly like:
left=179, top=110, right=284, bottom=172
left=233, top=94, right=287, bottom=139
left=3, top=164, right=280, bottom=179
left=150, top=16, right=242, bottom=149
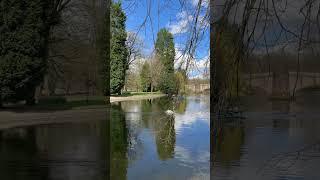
left=191, top=0, right=209, bottom=7
left=174, top=45, right=188, bottom=69
left=175, top=45, right=210, bottom=79
left=174, top=96, right=210, bottom=132
left=167, top=11, right=193, bottom=35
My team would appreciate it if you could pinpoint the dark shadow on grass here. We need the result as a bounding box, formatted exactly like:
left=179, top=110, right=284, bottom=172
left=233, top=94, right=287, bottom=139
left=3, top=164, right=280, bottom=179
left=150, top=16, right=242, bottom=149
left=0, top=99, right=107, bottom=113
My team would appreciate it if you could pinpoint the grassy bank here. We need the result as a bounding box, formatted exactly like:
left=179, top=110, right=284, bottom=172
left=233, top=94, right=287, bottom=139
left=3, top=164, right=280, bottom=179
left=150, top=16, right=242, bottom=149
left=0, top=92, right=167, bottom=111
left=0, top=96, right=107, bottom=111
left=111, top=91, right=163, bottom=97
left=110, top=92, right=166, bottom=103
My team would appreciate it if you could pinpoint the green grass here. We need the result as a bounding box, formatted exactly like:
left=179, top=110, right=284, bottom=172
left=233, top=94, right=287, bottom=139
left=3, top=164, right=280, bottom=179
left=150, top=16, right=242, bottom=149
left=111, top=91, right=163, bottom=97
left=1, top=93, right=165, bottom=111
left=36, top=96, right=106, bottom=108
left=32, top=96, right=107, bottom=110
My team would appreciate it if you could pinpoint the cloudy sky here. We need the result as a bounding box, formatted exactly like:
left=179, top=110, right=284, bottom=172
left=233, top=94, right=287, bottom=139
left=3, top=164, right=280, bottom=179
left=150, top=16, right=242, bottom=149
left=121, top=0, right=209, bottom=79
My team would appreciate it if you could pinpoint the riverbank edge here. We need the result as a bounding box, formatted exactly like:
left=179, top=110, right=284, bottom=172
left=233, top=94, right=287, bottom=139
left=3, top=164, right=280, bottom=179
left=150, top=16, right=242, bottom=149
left=110, top=93, right=166, bottom=103
left=0, top=107, right=108, bottom=130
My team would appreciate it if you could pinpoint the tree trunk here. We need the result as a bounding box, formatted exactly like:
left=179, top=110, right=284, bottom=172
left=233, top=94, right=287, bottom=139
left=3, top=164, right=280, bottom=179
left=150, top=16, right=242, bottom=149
left=26, top=87, right=36, bottom=106
left=0, top=92, right=2, bottom=108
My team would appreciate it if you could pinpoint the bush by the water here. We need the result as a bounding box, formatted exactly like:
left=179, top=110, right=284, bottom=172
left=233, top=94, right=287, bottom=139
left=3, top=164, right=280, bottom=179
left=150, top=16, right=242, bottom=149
left=38, top=97, right=67, bottom=105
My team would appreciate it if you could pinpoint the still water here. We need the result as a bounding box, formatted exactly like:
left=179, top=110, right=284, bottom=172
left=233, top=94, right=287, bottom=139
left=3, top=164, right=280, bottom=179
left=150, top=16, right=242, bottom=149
left=211, top=90, right=320, bottom=180
left=110, top=96, right=210, bottom=180
left=0, top=96, right=210, bottom=180
left=0, top=120, right=107, bottom=179
left=2, top=91, right=319, bottom=180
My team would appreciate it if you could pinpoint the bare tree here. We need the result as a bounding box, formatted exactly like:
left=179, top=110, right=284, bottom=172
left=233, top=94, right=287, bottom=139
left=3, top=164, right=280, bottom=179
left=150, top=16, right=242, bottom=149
left=210, top=0, right=320, bottom=112
left=150, top=55, right=164, bottom=92
left=44, top=0, right=108, bottom=96
left=126, top=32, right=144, bottom=67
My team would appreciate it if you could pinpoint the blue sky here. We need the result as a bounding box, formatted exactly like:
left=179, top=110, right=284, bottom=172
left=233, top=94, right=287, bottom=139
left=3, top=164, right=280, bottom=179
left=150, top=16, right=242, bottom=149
left=120, top=0, right=210, bottom=78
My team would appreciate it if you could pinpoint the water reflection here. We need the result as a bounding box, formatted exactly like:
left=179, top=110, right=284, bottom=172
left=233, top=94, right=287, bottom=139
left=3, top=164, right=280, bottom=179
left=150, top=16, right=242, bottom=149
left=213, top=126, right=245, bottom=166
left=0, top=97, right=209, bottom=180
left=0, top=120, right=108, bottom=180
left=211, top=91, right=320, bottom=179
left=111, top=104, right=128, bottom=180
left=155, top=116, right=175, bottom=160
left=111, top=96, right=210, bottom=180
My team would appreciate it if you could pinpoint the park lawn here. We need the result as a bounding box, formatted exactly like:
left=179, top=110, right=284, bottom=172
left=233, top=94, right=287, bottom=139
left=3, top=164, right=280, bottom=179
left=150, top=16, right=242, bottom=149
left=111, top=91, right=163, bottom=97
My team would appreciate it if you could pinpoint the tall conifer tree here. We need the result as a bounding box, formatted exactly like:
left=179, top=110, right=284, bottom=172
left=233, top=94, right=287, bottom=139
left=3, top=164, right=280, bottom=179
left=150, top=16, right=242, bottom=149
left=110, top=2, right=128, bottom=94
left=155, top=29, right=175, bottom=95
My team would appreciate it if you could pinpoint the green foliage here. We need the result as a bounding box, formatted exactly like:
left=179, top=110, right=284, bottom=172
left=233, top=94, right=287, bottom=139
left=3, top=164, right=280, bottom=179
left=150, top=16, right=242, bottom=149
left=140, top=62, right=151, bottom=92
left=0, top=0, right=49, bottom=104
left=110, top=2, right=128, bottom=94
left=155, top=29, right=176, bottom=95
left=174, top=70, right=187, bottom=95
left=38, top=96, right=67, bottom=105
left=155, top=116, right=175, bottom=160
left=100, top=0, right=111, bottom=97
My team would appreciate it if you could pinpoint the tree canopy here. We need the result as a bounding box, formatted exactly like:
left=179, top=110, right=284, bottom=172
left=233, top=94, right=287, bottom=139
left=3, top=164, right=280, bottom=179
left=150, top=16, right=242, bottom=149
left=0, top=0, right=50, bottom=105
left=155, top=29, right=176, bottom=95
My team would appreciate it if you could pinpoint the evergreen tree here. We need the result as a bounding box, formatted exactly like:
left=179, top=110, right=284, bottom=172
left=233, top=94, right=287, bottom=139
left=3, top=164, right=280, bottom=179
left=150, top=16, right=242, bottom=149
left=110, top=2, right=128, bottom=94
left=0, top=0, right=50, bottom=105
left=140, top=62, right=151, bottom=92
left=101, top=0, right=111, bottom=97
left=155, top=29, right=176, bottom=95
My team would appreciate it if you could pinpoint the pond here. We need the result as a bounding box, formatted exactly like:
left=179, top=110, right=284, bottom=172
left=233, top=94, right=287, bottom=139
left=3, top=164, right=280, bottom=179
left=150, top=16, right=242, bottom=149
left=0, top=95, right=210, bottom=180
left=110, top=96, right=210, bottom=180
left=2, top=91, right=318, bottom=180
left=211, top=90, right=320, bottom=179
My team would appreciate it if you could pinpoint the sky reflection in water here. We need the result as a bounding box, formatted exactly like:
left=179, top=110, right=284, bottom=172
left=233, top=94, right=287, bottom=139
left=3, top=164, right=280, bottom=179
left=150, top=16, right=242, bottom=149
left=110, top=96, right=210, bottom=180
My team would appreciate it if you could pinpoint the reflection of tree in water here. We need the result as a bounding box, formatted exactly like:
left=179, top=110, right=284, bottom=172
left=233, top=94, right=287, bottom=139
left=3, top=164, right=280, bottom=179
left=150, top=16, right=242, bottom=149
left=211, top=118, right=245, bottom=166
left=111, top=103, right=129, bottom=180
left=140, top=97, right=178, bottom=160
left=174, top=98, right=188, bottom=114
left=0, top=121, right=108, bottom=180
left=156, top=97, right=174, bottom=111
left=0, top=128, right=46, bottom=180
left=154, top=98, right=176, bottom=160
left=155, top=116, right=176, bottom=160
left=141, top=99, right=153, bottom=128
left=127, top=130, right=144, bottom=164
left=141, top=96, right=188, bottom=115
left=117, top=97, right=182, bottom=162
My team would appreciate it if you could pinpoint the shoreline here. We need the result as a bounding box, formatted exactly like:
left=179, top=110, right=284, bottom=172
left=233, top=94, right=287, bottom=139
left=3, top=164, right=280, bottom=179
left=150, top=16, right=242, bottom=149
left=110, top=93, right=166, bottom=103
left=0, top=94, right=166, bottom=129
left=0, top=108, right=107, bottom=130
